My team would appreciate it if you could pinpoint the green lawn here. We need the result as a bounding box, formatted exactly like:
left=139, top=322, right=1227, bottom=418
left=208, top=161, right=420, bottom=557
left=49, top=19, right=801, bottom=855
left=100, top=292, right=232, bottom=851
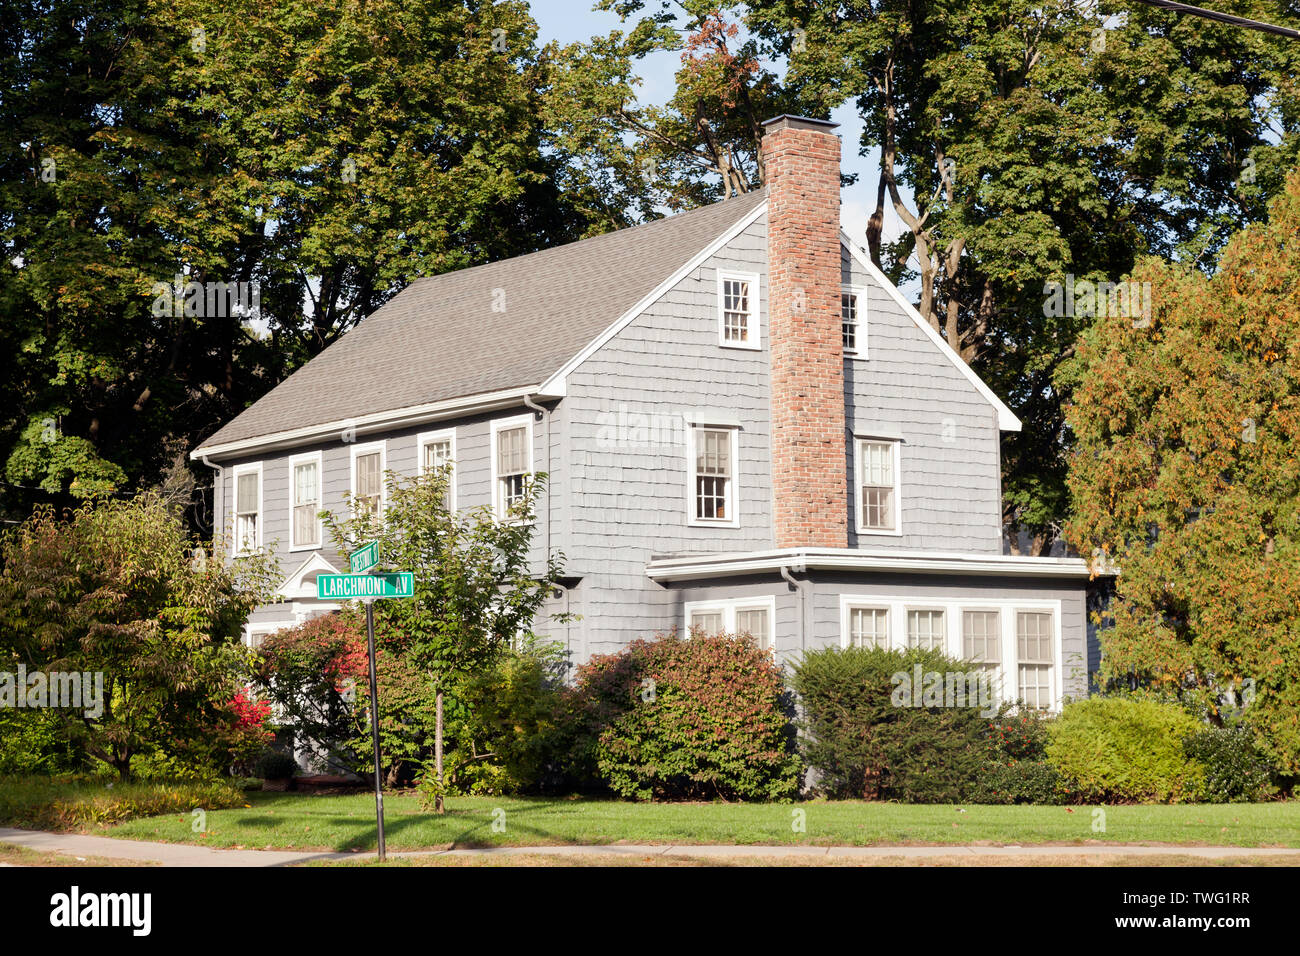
left=103, top=792, right=1300, bottom=852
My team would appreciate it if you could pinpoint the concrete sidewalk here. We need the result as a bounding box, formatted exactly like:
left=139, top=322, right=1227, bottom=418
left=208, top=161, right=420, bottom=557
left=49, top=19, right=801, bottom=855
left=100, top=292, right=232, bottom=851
left=4, top=827, right=1299, bottom=867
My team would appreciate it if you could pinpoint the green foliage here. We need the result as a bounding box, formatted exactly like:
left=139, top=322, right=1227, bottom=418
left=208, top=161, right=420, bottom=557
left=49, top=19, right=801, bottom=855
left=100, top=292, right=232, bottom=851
left=0, top=494, right=279, bottom=778
left=792, top=645, right=1004, bottom=803
left=972, top=711, right=1076, bottom=805
left=1060, top=170, right=1300, bottom=773
left=563, top=631, right=802, bottom=802
left=1182, top=726, right=1277, bottom=804
left=1046, top=697, right=1207, bottom=803
left=433, top=642, right=569, bottom=797
left=0, top=710, right=88, bottom=776
left=0, top=776, right=245, bottom=831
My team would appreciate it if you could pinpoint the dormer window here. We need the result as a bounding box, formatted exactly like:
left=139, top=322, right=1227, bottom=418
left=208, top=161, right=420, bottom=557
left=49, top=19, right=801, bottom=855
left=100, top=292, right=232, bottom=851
left=717, top=272, right=760, bottom=349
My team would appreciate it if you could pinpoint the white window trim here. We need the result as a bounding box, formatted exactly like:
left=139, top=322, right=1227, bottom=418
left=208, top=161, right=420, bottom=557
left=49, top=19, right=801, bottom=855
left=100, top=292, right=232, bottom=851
left=716, top=270, right=762, bottom=350
left=349, top=441, right=387, bottom=520
left=230, top=461, right=263, bottom=556
left=418, top=427, right=457, bottom=511
left=837, top=594, right=1064, bottom=712
left=686, top=422, right=741, bottom=529
left=490, top=414, right=535, bottom=523
left=853, top=434, right=903, bottom=537
left=288, top=451, right=324, bottom=552
left=842, top=284, right=868, bottom=358
left=683, top=595, right=777, bottom=650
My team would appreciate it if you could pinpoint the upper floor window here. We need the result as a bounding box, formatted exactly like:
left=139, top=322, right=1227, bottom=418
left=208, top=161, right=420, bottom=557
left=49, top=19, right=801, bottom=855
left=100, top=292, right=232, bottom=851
left=289, top=453, right=322, bottom=549
left=717, top=272, right=760, bottom=349
left=233, top=463, right=261, bottom=553
left=842, top=288, right=865, bottom=355
left=351, top=443, right=385, bottom=519
left=688, top=424, right=739, bottom=527
left=419, top=429, right=456, bottom=511
left=855, top=437, right=900, bottom=534
left=492, top=415, right=533, bottom=521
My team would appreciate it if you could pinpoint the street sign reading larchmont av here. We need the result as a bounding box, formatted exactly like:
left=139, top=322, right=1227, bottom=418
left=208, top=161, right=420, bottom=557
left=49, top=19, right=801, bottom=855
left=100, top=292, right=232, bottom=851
left=317, top=572, right=414, bottom=601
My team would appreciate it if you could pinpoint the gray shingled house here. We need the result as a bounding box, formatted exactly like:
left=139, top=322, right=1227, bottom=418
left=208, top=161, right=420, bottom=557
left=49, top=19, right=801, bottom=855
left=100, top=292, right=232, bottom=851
left=192, top=116, right=1095, bottom=711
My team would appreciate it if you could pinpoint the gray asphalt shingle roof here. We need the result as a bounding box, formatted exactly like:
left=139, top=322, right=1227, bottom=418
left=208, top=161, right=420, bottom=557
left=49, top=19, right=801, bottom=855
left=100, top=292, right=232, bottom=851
left=197, top=189, right=768, bottom=453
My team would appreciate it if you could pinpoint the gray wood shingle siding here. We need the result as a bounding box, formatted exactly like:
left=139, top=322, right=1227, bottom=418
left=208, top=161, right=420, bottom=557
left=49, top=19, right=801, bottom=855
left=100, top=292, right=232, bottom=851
left=840, top=245, right=1005, bottom=553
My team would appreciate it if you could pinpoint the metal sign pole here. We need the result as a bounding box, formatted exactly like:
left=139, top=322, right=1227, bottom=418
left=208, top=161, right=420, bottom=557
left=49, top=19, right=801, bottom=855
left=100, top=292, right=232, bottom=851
left=364, top=597, right=386, bottom=862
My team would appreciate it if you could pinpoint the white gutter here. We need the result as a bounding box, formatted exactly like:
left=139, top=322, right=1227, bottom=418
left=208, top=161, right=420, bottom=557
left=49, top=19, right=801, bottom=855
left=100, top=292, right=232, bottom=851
left=190, top=385, right=552, bottom=462
left=646, top=547, right=1097, bottom=582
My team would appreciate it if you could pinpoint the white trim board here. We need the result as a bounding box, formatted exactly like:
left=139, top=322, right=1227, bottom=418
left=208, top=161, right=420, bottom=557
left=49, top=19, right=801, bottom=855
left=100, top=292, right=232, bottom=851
left=839, top=233, right=1021, bottom=432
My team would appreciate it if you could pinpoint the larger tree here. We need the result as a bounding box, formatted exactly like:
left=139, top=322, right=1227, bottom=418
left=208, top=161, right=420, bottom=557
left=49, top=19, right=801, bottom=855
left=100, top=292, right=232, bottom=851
left=1059, top=169, right=1300, bottom=773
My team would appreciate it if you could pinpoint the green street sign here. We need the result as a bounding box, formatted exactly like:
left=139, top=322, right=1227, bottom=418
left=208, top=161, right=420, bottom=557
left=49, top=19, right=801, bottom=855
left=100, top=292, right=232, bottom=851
left=350, top=540, right=379, bottom=574
left=318, top=572, right=414, bottom=601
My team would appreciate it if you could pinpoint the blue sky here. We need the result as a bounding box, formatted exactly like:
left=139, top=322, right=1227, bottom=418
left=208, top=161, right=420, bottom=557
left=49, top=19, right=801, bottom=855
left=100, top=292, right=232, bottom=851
left=528, top=0, right=911, bottom=271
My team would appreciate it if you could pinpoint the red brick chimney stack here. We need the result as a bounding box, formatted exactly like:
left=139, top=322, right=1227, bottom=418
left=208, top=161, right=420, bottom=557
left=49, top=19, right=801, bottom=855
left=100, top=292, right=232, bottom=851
left=762, top=114, right=848, bottom=549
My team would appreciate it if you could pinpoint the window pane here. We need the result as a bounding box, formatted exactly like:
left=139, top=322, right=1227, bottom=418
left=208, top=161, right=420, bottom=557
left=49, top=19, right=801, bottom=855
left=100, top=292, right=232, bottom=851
left=962, top=610, right=1001, bottom=664
left=723, top=278, right=751, bottom=342
left=236, top=472, right=258, bottom=514
left=849, top=607, right=889, bottom=649
left=841, top=293, right=857, bottom=351
left=694, top=428, right=732, bottom=520
left=859, top=440, right=896, bottom=531
left=497, top=426, right=527, bottom=476
left=293, top=503, right=319, bottom=546
left=690, top=611, right=724, bottom=635
left=907, top=609, right=945, bottom=650
left=236, top=514, right=257, bottom=551
left=736, top=607, right=770, bottom=650
left=425, top=439, right=452, bottom=471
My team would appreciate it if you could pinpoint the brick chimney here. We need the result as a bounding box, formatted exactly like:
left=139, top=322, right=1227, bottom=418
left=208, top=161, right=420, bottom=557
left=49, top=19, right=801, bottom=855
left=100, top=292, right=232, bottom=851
left=762, top=114, right=848, bottom=549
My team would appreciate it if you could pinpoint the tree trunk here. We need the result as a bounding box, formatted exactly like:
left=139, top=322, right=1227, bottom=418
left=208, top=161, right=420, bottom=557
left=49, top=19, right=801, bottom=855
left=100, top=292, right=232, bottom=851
left=434, top=687, right=444, bottom=814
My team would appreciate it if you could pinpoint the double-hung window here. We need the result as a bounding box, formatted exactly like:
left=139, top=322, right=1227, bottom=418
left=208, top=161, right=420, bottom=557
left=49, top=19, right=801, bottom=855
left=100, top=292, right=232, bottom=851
left=688, top=424, right=738, bottom=526
left=233, top=464, right=261, bottom=553
left=841, top=288, right=865, bottom=356
left=856, top=437, right=900, bottom=533
left=685, top=597, right=775, bottom=651
left=1016, top=610, right=1055, bottom=710
left=717, top=272, right=760, bottom=349
left=289, top=453, right=322, bottom=549
left=963, top=609, right=1002, bottom=680
left=492, top=416, right=533, bottom=521
left=351, top=443, right=385, bottom=519
left=419, top=429, right=456, bottom=511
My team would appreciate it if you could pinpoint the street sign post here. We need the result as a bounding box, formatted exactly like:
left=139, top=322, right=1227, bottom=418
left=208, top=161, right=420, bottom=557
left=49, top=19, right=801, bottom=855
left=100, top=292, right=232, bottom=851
left=318, top=564, right=416, bottom=863
left=350, top=540, right=379, bottom=574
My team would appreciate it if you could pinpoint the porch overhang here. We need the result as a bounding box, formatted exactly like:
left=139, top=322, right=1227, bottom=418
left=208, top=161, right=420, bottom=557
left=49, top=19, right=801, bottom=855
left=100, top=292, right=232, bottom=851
left=645, top=547, right=1097, bottom=583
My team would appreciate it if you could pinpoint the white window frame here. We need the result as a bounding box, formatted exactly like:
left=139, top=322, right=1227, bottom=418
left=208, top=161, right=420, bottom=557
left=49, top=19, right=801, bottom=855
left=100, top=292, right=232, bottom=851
left=841, top=284, right=868, bottom=358
left=418, top=427, right=457, bottom=511
left=854, top=435, right=902, bottom=536
left=686, top=423, right=740, bottom=528
left=716, top=270, right=762, bottom=350
left=288, top=451, right=324, bottom=552
left=682, top=595, right=777, bottom=651
left=350, top=441, right=387, bottom=520
left=491, top=414, right=534, bottom=523
left=230, top=461, right=263, bottom=556
left=837, top=594, right=1064, bottom=712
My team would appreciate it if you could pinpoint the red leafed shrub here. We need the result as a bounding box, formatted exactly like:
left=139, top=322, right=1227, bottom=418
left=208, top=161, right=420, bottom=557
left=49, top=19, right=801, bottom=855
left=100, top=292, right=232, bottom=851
left=562, top=631, right=802, bottom=801
left=229, top=688, right=272, bottom=734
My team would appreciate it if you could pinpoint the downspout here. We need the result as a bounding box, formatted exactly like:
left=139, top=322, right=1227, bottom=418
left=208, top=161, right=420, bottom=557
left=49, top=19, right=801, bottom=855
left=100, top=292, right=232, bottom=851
left=524, top=394, right=566, bottom=655
left=779, top=560, right=808, bottom=656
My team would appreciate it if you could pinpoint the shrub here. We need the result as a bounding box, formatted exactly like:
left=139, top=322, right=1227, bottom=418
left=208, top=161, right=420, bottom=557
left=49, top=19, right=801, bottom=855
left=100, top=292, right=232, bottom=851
left=972, top=711, right=1079, bottom=805
left=424, top=641, right=567, bottom=798
left=564, top=631, right=801, bottom=801
left=792, top=645, right=1000, bottom=802
left=0, top=776, right=245, bottom=830
left=252, top=750, right=298, bottom=781
left=1046, top=697, right=1207, bottom=802
left=1182, top=725, right=1276, bottom=803
left=0, top=710, right=88, bottom=776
